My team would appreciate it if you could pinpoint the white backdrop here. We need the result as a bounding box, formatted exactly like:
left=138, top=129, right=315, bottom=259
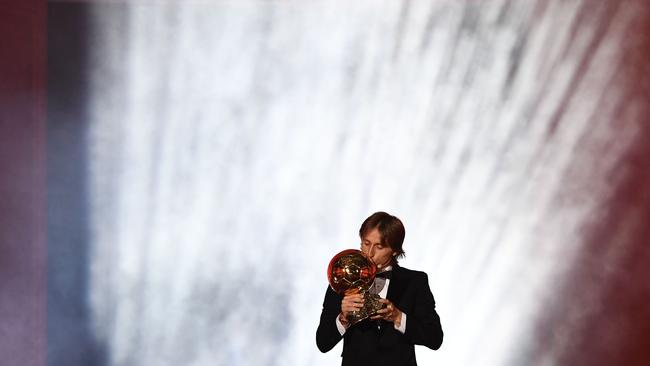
left=83, top=1, right=638, bottom=365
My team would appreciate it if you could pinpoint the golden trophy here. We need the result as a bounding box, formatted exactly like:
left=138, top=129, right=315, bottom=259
left=327, top=249, right=385, bottom=325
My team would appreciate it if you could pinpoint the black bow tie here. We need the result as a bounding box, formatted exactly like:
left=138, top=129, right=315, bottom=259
left=376, top=270, right=392, bottom=279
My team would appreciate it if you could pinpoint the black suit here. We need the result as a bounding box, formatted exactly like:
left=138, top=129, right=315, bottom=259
left=316, top=264, right=443, bottom=366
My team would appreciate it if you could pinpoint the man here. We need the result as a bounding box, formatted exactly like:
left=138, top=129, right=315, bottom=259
left=316, top=212, right=443, bottom=365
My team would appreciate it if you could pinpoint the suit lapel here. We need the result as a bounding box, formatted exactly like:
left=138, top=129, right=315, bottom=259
left=386, top=264, right=406, bottom=305
left=378, top=264, right=407, bottom=344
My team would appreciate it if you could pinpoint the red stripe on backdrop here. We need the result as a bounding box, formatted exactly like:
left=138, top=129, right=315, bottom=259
left=0, top=2, right=46, bottom=366
left=532, top=2, right=650, bottom=365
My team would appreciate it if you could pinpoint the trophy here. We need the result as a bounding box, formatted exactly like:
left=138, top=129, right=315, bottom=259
left=327, top=249, right=385, bottom=325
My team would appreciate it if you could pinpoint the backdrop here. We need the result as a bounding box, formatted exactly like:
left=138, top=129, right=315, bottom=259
left=43, top=1, right=650, bottom=365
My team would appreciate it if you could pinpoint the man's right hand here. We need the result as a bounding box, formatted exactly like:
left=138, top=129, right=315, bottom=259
left=339, top=289, right=364, bottom=328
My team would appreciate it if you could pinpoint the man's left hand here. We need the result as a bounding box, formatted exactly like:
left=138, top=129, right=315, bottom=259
left=371, top=299, right=402, bottom=327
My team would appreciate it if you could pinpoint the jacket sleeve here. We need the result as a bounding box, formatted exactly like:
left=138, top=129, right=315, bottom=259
left=404, top=273, right=443, bottom=350
left=316, top=286, right=344, bottom=353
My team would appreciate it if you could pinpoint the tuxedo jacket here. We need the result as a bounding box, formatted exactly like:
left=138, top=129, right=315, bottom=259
left=316, top=264, right=443, bottom=366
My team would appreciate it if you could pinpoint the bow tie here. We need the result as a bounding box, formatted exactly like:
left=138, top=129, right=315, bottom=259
left=376, top=270, right=392, bottom=279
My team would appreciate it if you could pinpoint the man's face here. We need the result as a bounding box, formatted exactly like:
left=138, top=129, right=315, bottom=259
left=360, top=227, right=395, bottom=269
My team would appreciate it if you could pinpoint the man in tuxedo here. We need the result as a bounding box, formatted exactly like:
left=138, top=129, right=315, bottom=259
left=316, top=212, right=443, bottom=366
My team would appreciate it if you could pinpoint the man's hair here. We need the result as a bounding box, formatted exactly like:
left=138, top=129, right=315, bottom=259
left=359, top=211, right=406, bottom=261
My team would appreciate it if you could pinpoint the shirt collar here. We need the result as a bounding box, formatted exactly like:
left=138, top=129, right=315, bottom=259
left=378, top=265, right=393, bottom=273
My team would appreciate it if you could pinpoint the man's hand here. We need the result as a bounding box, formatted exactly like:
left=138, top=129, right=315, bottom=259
left=339, top=289, right=364, bottom=328
left=371, top=299, right=402, bottom=327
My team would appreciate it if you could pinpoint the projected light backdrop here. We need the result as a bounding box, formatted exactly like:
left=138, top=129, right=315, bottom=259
left=46, top=1, right=650, bottom=366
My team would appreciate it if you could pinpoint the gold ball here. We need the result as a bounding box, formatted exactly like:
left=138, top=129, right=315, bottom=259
left=327, top=249, right=377, bottom=294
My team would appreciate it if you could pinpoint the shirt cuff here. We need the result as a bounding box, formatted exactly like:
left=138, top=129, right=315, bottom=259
left=336, top=315, right=347, bottom=336
left=394, top=312, right=406, bottom=334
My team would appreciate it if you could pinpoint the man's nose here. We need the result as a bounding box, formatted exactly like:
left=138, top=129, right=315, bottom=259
left=368, top=245, right=375, bottom=257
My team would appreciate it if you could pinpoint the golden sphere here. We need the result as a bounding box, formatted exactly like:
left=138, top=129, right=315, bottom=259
left=327, top=249, right=377, bottom=294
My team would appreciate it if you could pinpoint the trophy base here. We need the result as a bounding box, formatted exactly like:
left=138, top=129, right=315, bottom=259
left=346, top=292, right=386, bottom=325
